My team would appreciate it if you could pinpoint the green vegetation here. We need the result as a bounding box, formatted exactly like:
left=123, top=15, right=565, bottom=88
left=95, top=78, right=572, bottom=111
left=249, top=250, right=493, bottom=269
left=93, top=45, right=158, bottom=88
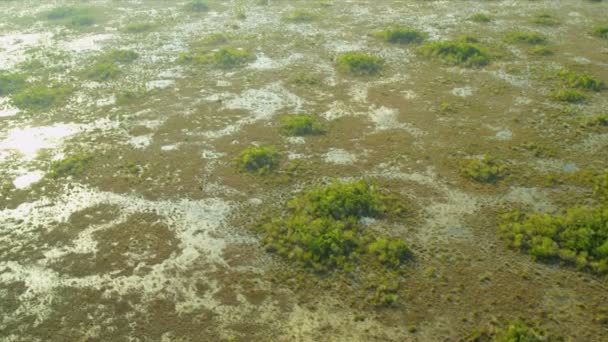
left=505, top=31, right=547, bottom=45
left=582, top=115, right=608, bottom=127
left=459, top=155, right=506, bottom=183
left=290, top=72, right=322, bottom=86
left=124, top=22, right=155, bottom=33
left=235, top=145, right=281, bottom=175
left=374, top=26, right=427, bottom=44
left=469, top=13, right=492, bottom=23
left=0, top=71, right=27, bottom=95
left=531, top=45, right=553, bottom=56
left=178, top=47, right=255, bottom=69
left=116, top=90, right=143, bottom=106
left=185, top=0, right=209, bottom=12
left=552, top=89, right=586, bottom=103
left=595, top=171, right=608, bottom=202
left=49, top=154, right=92, bottom=179
left=532, top=13, right=560, bottom=26
left=419, top=41, right=490, bottom=67
left=557, top=69, right=604, bottom=91
left=84, top=62, right=120, bottom=81
left=11, top=84, right=71, bottom=110
left=280, top=115, right=325, bottom=136
left=336, top=52, right=384, bottom=76
left=593, top=26, right=608, bottom=39
left=45, top=6, right=97, bottom=28
left=283, top=10, right=317, bottom=23
left=466, top=320, right=549, bottom=341
left=103, top=49, right=139, bottom=63
left=198, top=33, right=229, bottom=46
left=500, top=205, right=608, bottom=275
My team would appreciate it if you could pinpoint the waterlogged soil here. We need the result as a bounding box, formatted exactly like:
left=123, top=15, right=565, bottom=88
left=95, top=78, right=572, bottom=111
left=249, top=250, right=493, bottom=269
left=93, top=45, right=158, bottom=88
left=1, top=0, right=608, bottom=341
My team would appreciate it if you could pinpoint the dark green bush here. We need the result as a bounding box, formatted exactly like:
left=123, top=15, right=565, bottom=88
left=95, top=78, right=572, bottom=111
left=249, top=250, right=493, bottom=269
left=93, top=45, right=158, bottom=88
left=235, top=145, right=280, bottom=175
left=178, top=47, right=255, bottom=69
left=185, top=0, right=209, bottom=12
left=0, top=71, right=27, bottom=95
left=593, top=26, right=608, bottom=39
left=375, top=27, right=427, bottom=44
left=459, top=155, right=506, bottom=183
left=103, top=49, right=139, bottom=63
left=419, top=41, right=490, bottom=67
left=336, top=52, right=384, bottom=75
left=45, top=6, right=97, bottom=27
left=84, top=62, right=120, bottom=81
left=49, top=154, right=92, bottom=178
left=505, top=31, right=547, bottom=45
left=466, top=320, right=549, bottom=342
left=500, top=206, right=608, bottom=275
left=469, top=13, right=492, bottom=23
left=11, top=84, right=71, bottom=110
left=532, top=13, right=560, bottom=26
left=557, top=69, right=604, bottom=91
left=124, top=22, right=155, bottom=33
left=280, top=115, right=325, bottom=136
left=552, top=89, right=586, bottom=103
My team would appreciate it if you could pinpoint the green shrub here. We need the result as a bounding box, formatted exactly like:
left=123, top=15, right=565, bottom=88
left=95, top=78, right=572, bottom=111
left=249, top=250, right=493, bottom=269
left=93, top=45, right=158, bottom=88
left=198, top=33, right=229, bottom=46
left=336, top=52, right=384, bottom=76
left=45, top=6, right=97, bottom=27
left=185, top=0, right=209, bottom=12
left=283, top=10, right=317, bottom=22
left=557, top=69, right=604, bottom=91
left=11, top=84, right=71, bottom=110
left=124, top=22, right=155, bottom=33
left=260, top=180, right=409, bottom=272
left=594, top=171, right=608, bottom=201
left=466, top=320, right=549, bottom=342
left=582, top=115, right=608, bottom=127
left=469, top=13, right=492, bottom=23
left=500, top=206, right=608, bottom=275
left=178, top=47, right=255, bottom=69
left=84, top=62, right=120, bottom=81
left=235, top=145, right=280, bottom=175
left=532, top=13, right=560, bottom=26
left=103, top=49, right=139, bottom=63
left=116, top=90, right=142, bottom=106
left=280, top=115, right=325, bottom=136
left=49, top=154, right=92, bottom=178
left=505, top=31, right=547, bottom=45
left=0, top=71, right=27, bottom=95
left=459, top=155, right=506, bottom=183
left=419, top=41, right=490, bottom=67
left=531, top=45, right=553, bottom=56
left=593, top=26, right=608, bottom=39
left=290, top=72, right=321, bottom=86
left=47, top=6, right=76, bottom=20
left=374, top=26, right=427, bottom=44
left=552, top=89, right=586, bottom=103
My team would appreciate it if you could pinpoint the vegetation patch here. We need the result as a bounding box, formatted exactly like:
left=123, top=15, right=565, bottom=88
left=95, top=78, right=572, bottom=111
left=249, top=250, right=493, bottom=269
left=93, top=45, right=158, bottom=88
left=178, top=47, right=255, bottom=69
left=459, top=155, right=506, bottom=184
left=552, top=89, right=586, bottom=103
left=235, top=145, right=281, bottom=175
left=102, top=49, right=139, bottom=64
left=283, top=10, right=317, bottom=23
left=49, top=154, right=93, bottom=179
left=374, top=26, right=427, bottom=44
left=124, top=22, right=155, bottom=33
left=84, top=62, right=120, bottom=82
left=0, top=71, right=27, bottom=96
left=505, top=31, right=547, bottom=45
left=196, top=33, right=229, bottom=46
left=469, top=13, right=492, bottom=23
left=557, top=69, right=604, bottom=92
left=280, top=115, right=325, bottom=136
left=419, top=41, right=490, bottom=67
left=258, top=180, right=410, bottom=305
left=593, top=26, right=608, bottom=39
left=466, top=320, right=551, bottom=341
left=582, top=115, right=608, bottom=127
left=185, top=0, right=209, bottom=12
left=532, top=13, right=560, bottom=26
left=11, top=84, right=72, bottom=110
left=45, top=6, right=98, bottom=28
left=531, top=45, right=553, bottom=56
left=336, top=52, right=384, bottom=76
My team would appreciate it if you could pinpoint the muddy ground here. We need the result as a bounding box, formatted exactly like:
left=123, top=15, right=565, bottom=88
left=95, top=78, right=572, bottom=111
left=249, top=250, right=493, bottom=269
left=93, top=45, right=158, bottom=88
left=1, top=0, right=607, bottom=341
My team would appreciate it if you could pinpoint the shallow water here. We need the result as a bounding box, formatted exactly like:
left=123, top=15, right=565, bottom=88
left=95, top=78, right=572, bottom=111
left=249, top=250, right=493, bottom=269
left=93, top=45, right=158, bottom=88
left=1, top=0, right=607, bottom=341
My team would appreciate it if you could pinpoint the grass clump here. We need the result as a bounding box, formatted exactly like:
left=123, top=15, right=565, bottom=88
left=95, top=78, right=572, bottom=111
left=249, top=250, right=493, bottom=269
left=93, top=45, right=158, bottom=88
left=178, top=47, right=255, bottom=69
left=124, top=22, right=155, bottom=33
left=84, top=62, right=120, bottom=81
left=419, top=41, right=490, bottom=67
left=469, top=13, right=492, bottom=23
left=185, top=0, right=209, bottom=12
left=0, top=71, right=27, bottom=96
left=283, top=10, right=317, bottom=23
left=45, top=6, right=97, bottom=28
left=198, top=33, right=229, bottom=46
left=582, top=115, right=608, bottom=127
left=500, top=206, right=608, bottom=275
left=593, top=26, right=608, bottom=39
left=235, top=145, right=281, bottom=175
left=103, top=49, right=139, bottom=63
left=531, top=45, right=553, bottom=56
left=459, top=155, right=506, bottom=184
left=49, top=154, right=92, bottom=179
left=557, top=69, right=604, bottom=92
left=552, top=89, right=586, bottom=103
left=505, top=31, right=547, bottom=45
left=11, top=84, right=71, bottom=110
left=280, top=115, right=325, bottom=136
left=466, top=320, right=549, bottom=341
left=374, top=26, right=427, bottom=44
left=336, top=52, right=384, bottom=76
left=532, top=13, right=560, bottom=26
